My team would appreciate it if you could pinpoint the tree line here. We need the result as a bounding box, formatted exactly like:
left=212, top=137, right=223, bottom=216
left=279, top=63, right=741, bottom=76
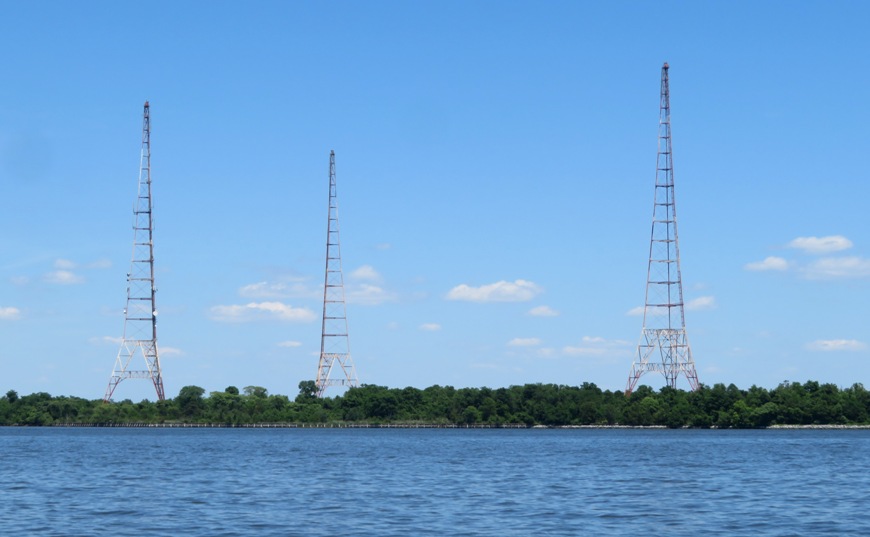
left=2, top=380, right=870, bottom=428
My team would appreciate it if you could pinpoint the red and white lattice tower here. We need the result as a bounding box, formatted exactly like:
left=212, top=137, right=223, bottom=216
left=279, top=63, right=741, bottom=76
left=626, top=64, right=700, bottom=395
left=104, top=101, right=165, bottom=402
left=315, top=150, right=359, bottom=397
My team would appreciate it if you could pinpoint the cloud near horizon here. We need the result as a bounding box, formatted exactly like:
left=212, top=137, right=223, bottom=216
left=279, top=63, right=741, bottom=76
left=563, top=336, right=632, bottom=357
left=419, top=323, right=441, bottom=331
left=209, top=301, right=317, bottom=323
left=447, top=279, right=542, bottom=303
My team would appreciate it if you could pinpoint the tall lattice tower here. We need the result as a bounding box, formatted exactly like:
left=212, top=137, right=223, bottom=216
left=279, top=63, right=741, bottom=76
left=315, top=150, right=359, bottom=397
left=104, top=101, right=165, bottom=402
left=626, top=63, right=699, bottom=395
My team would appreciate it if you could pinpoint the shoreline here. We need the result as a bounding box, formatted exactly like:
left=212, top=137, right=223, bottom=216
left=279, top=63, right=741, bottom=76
left=8, top=422, right=868, bottom=429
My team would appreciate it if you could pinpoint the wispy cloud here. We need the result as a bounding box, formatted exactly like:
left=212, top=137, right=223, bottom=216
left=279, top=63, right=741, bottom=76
left=278, top=341, right=303, bottom=348
left=419, top=323, right=441, bottom=331
left=447, top=279, right=542, bottom=303
left=160, top=346, right=184, bottom=356
left=90, top=335, right=123, bottom=345
left=686, top=296, right=716, bottom=311
left=745, top=256, right=789, bottom=271
left=54, top=258, right=76, bottom=269
left=803, top=257, right=870, bottom=280
left=87, top=259, right=112, bottom=269
left=346, top=283, right=397, bottom=306
left=209, top=302, right=317, bottom=323
left=528, top=305, right=559, bottom=317
left=238, top=280, right=319, bottom=299
left=0, top=306, right=21, bottom=320
left=44, top=270, right=84, bottom=285
left=789, top=235, right=853, bottom=255
left=563, top=336, right=632, bottom=357
left=350, top=265, right=382, bottom=282
left=508, top=337, right=541, bottom=347
left=806, top=339, right=867, bottom=352
left=626, top=306, right=645, bottom=317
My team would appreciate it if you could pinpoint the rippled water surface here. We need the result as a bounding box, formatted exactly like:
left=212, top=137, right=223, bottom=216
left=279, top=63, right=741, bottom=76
left=1, top=428, right=868, bottom=535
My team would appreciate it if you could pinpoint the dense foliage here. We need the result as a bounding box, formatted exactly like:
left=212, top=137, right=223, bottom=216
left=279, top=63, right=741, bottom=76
left=2, top=380, right=870, bottom=428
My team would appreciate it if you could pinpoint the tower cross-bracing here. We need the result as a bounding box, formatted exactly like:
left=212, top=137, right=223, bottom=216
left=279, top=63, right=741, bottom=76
left=626, top=63, right=700, bottom=395
left=104, top=101, right=165, bottom=402
left=315, top=150, right=359, bottom=397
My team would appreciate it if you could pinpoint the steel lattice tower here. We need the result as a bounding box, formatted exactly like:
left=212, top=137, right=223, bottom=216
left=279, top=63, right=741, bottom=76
left=626, top=64, right=699, bottom=395
left=104, top=101, right=165, bottom=402
left=315, top=150, right=359, bottom=397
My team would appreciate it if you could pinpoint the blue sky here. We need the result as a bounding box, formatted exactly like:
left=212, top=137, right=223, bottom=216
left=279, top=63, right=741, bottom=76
left=1, top=1, right=868, bottom=400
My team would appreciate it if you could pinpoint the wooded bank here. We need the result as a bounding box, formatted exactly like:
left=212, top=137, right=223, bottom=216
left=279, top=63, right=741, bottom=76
left=3, top=380, right=870, bottom=429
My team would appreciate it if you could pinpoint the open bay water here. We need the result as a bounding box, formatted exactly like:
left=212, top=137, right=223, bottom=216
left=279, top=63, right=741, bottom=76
left=1, top=428, right=869, bottom=536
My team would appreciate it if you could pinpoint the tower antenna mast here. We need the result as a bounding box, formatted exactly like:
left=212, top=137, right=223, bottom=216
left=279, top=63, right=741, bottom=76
left=626, top=64, right=700, bottom=395
left=104, top=101, right=165, bottom=402
left=315, top=150, right=359, bottom=397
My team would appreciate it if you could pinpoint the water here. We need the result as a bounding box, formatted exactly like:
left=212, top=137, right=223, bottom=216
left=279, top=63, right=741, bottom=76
left=1, top=428, right=868, bottom=536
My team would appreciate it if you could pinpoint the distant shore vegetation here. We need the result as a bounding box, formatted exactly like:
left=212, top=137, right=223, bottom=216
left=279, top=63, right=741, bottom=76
left=3, top=380, right=870, bottom=428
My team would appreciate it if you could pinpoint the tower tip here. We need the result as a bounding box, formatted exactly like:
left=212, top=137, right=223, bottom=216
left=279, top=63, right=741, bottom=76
left=663, top=62, right=669, bottom=69
left=144, top=100, right=149, bottom=107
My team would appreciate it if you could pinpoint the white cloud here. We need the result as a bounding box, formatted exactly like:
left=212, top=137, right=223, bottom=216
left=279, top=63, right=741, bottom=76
left=0, top=306, right=21, bottom=320
left=627, top=305, right=684, bottom=316
left=160, top=346, right=184, bottom=356
left=789, top=235, right=853, bottom=255
left=528, top=305, right=559, bottom=317
left=11, top=276, right=30, bottom=286
left=803, top=257, right=870, bottom=280
left=44, top=270, right=84, bottom=285
left=209, top=301, right=317, bottom=323
left=745, top=256, right=789, bottom=271
left=686, top=296, right=716, bottom=311
left=447, top=279, right=542, bottom=303
left=89, top=336, right=123, bottom=345
left=375, top=243, right=392, bottom=251
left=563, top=336, right=632, bottom=356
left=508, top=337, right=541, bottom=347
left=346, top=284, right=397, bottom=306
left=87, top=259, right=112, bottom=269
left=806, top=339, right=867, bottom=352
left=350, top=265, right=381, bottom=282
left=278, top=341, right=303, bottom=348
left=238, top=280, right=319, bottom=299
left=54, top=258, right=76, bottom=269
left=419, top=323, right=441, bottom=331
left=563, top=345, right=608, bottom=356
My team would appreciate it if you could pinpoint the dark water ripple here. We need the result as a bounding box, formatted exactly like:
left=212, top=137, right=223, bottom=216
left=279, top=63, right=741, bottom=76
left=1, top=428, right=869, bottom=535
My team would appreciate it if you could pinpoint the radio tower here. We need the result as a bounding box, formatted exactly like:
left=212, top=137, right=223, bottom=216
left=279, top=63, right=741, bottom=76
left=626, top=64, right=699, bottom=395
left=315, top=150, right=359, bottom=397
left=104, top=101, right=165, bottom=402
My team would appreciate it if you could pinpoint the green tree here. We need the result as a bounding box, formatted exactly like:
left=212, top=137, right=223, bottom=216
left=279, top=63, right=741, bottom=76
left=176, top=385, right=206, bottom=419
